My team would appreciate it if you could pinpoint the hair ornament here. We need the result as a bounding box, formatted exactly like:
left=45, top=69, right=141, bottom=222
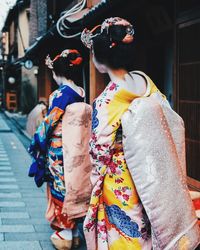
left=45, top=49, right=82, bottom=68
left=70, top=57, right=83, bottom=66
left=45, top=55, right=54, bottom=69
left=101, top=17, right=135, bottom=45
left=81, top=25, right=101, bottom=49
left=81, top=17, right=135, bottom=49
left=110, top=42, right=117, bottom=48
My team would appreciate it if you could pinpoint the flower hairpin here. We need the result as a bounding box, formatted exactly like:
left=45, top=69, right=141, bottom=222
left=81, top=17, right=135, bottom=49
left=81, top=25, right=101, bottom=49
left=60, top=49, right=70, bottom=58
left=45, top=55, right=54, bottom=69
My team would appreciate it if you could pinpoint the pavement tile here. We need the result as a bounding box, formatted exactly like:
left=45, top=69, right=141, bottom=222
left=5, top=232, right=52, bottom=241
left=0, top=172, right=14, bottom=176
left=0, top=159, right=9, bottom=162
left=38, top=241, right=54, bottom=250
left=2, top=218, right=48, bottom=225
left=0, top=192, right=21, bottom=198
left=0, top=207, right=27, bottom=212
left=0, top=202, right=25, bottom=207
left=0, top=241, right=41, bottom=250
left=33, top=225, right=53, bottom=233
left=0, top=233, right=4, bottom=241
left=0, top=162, right=10, bottom=166
left=0, top=184, right=18, bottom=189
left=22, top=199, right=46, bottom=207
left=22, top=193, right=45, bottom=198
left=0, top=178, right=16, bottom=182
left=0, top=225, right=35, bottom=233
left=0, top=212, right=29, bottom=219
left=0, top=167, right=12, bottom=171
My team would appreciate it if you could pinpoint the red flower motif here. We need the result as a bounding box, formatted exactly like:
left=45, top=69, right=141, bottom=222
left=99, top=176, right=104, bottom=181
left=109, top=162, right=118, bottom=174
left=99, top=156, right=105, bottom=162
left=90, top=151, right=97, bottom=160
left=91, top=212, right=97, bottom=219
left=99, top=156, right=110, bottom=165
left=95, top=189, right=101, bottom=196
left=85, top=222, right=94, bottom=229
left=92, top=206, right=98, bottom=213
left=109, top=83, right=117, bottom=91
left=114, top=190, right=122, bottom=196
left=117, top=160, right=122, bottom=165
left=115, top=177, right=124, bottom=184
left=95, top=144, right=102, bottom=150
left=91, top=133, right=97, bottom=141
left=99, top=225, right=106, bottom=233
left=122, top=186, right=128, bottom=192
left=123, top=194, right=129, bottom=201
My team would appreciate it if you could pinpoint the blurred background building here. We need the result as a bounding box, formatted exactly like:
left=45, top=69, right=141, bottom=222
left=0, top=0, right=200, bottom=190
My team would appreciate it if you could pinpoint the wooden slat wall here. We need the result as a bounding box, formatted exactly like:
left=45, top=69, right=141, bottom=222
left=177, top=19, right=200, bottom=185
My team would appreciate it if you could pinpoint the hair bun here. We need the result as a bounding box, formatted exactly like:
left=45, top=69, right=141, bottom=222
left=108, top=25, right=128, bottom=42
left=101, top=17, right=135, bottom=48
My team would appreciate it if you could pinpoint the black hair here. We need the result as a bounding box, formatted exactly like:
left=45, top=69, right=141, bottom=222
left=52, top=51, right=83, bottom=83
left=92, top=25, right=135, bottom=71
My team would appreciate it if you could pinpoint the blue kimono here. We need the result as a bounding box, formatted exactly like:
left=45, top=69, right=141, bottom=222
left=28, top=84, right=84, bottom=190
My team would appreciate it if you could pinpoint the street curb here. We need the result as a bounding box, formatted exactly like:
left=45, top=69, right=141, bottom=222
left=3, top=111, right=32, bottom=141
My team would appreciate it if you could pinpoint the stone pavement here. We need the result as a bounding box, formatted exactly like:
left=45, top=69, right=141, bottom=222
left=0, top=114, right=86, bottom=250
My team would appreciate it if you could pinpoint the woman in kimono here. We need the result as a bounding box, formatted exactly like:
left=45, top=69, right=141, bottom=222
left=28, top=49, right=85, bottom=250
left=81, top=17, right=167, bottom=250
left=81, top=17, right=200, bottom=250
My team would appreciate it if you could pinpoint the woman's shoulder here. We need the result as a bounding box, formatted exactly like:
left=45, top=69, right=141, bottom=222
left=130, top=70, right=164, bottom=97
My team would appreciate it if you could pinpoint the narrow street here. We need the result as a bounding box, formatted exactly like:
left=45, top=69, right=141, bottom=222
left=0, top=113, right=70, bottom=250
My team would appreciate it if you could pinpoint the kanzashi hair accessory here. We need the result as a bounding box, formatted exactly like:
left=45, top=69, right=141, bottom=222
left=45, top=49, right=82, bottom=69
left=45, top=55, right=54, bottom=69
left=81, top=25, right=101, bottom=49
left=81, top=17, right=135, bottom=49
left=110, top=42, right=117, bottom=48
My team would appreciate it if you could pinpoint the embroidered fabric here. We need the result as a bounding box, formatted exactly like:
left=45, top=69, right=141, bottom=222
left=122, top=92, right=200, bottom=249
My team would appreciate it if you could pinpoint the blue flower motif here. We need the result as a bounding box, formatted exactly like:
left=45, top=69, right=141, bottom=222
left=105, top=204, right=141, bottom=238
left=92, top=101, right=99, bottom=130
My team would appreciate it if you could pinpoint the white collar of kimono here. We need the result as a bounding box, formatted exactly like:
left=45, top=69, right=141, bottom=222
left=131, top=70, right=151, bottom=97
left=109, top=70, right=151, bottom=97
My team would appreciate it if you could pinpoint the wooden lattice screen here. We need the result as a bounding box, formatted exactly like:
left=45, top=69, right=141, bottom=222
left=177, top=19, right=200, bottom=188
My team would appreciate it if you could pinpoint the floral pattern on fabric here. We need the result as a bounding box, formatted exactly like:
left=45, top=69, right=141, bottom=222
left=84, top=71, right=164, bottom=250
left=28, top=84, right=84, bottom=229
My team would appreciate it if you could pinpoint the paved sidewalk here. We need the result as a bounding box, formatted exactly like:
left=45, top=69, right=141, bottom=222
left=0, top=115, right=54, bottom=249
left=4, top=111, right=31, bottom=140
left=0, top=114, right=86, bottom=250
left=0, top=115, right=11, bottom=132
